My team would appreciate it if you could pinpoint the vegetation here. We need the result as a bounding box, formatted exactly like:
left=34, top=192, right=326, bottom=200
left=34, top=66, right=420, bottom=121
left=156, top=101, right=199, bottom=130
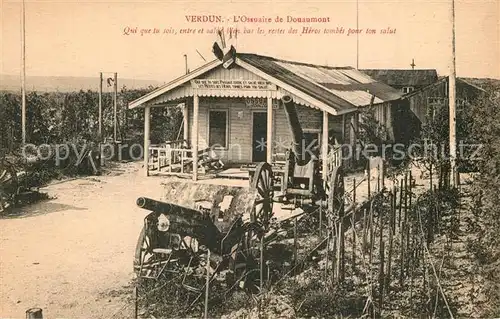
left=465, top=90, right=500, bottom=316
left=0, top=86, right=182, bottom=155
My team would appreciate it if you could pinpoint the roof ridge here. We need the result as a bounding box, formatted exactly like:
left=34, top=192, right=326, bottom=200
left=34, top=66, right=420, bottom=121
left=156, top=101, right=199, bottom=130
left=237, top=52, right=353, bottom=70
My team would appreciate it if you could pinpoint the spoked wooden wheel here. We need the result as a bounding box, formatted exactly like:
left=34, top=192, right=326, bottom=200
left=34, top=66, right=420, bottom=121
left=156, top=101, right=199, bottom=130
left=232, top=225, right=264, bottom=293
left=134, top=224, right=175, bottom=281
left=134, top=225, right=155, bottom=275
left=326, top=165, right=345, bottom=218
left=250, top=162, right=274, bottom=232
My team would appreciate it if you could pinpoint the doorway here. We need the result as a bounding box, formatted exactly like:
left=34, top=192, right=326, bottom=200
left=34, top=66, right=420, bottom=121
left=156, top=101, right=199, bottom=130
left=252, top=112, right=267, bottom=162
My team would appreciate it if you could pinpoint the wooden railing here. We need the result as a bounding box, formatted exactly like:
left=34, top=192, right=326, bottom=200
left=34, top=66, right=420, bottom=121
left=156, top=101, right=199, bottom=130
left=147, top=142, right=224, bottom=176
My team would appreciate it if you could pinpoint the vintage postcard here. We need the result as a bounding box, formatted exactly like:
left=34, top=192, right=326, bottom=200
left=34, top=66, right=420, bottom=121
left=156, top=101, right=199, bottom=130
left=0, top=0, right=499, bottom=318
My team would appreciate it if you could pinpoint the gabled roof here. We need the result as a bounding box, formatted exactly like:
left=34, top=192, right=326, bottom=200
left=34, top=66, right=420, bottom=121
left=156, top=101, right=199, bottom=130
left=402, top=76, right=487, bottom=99
left=360, top=69, right=438, bottom=87
left=238, top=54, right=402, bottom=107
left=128, top=53, right=403, bottom=113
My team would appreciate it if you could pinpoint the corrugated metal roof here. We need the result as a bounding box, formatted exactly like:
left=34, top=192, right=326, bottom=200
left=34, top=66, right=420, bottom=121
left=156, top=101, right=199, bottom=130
left=238, top=53, right=403, bottom=109
left=360, top=69, right=438, bottom=87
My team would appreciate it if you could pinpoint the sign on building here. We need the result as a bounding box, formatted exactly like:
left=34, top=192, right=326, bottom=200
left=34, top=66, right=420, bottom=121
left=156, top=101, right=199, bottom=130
left=244, top=98, right=280, bottom=109
left=191, top=79, right=276, bottom=90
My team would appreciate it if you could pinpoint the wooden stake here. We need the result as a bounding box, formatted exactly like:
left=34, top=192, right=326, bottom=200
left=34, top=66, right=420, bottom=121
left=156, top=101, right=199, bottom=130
left=378, top=241, right=385, bottom=312
left=204, top=249, right=211, bottom=319
left=134, top=285, right=138, bottom=319
left=336, top=220, right=342, bottom=283
left=362, top=208, right=367, bottom=255
left=98, top=72, right=103, bottom=140
left=332, top=230, right=337, bottom=283
left=398, top=178, right=403, bottom=229
left=367, top=162, right=371, bottom=200
left=386, top=190, right=395, bottom=292
left=319, top=205, right=323, bottom=237
left=352, top=214, right=356, bottom=275
left=260, top=236, right=264, bottom=291
left=293, top=217, right=298, bottom=273
left=325, top=230, right=330, bottom=283
left=369, top=202, right=375, bottom=266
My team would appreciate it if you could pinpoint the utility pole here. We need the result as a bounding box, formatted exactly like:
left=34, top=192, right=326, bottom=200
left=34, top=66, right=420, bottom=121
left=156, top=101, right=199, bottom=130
left=184, top=54, right=189, bottom=74
left=356, top=0, right=359, bottom=69
left=21, top=0, right=26, bottom=145
left=449, top=0, right=458, bottom=186
left=113, top=72, right=118, bottom=142
left=98, top=72, right=103, bottom=140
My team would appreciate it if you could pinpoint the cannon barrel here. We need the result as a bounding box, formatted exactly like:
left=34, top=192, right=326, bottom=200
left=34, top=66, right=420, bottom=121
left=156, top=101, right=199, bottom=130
left=281, top=95, right=311, bottom=165
left=136, top=197, right=225, bottom=253
left=137, top=197, right=175, bottom=214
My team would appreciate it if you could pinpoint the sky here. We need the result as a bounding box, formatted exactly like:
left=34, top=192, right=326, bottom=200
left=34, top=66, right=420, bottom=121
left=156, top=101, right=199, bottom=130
left=1, top=0, right=499, bottom=83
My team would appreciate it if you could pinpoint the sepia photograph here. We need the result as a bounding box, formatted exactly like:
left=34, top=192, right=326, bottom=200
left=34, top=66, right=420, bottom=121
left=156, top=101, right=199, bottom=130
left=0, top=0, right=499, bottom=318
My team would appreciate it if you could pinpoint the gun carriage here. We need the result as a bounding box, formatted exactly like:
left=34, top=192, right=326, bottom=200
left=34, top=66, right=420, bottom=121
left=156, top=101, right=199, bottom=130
left=133, top=96, right=345, bottom=301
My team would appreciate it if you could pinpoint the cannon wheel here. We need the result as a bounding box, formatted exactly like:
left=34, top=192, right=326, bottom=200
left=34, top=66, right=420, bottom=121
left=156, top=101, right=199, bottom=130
left=134, top=225, right=153, bottom=274
left=250, top=162, right=274, bottom=231
left=326, top=165, right=345, bottom=217
left=231, top=223, right=265, bottom=294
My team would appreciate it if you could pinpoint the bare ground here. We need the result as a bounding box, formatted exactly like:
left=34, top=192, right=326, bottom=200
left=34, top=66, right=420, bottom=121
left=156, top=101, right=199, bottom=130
left=0, top=162, right=166, bottom=319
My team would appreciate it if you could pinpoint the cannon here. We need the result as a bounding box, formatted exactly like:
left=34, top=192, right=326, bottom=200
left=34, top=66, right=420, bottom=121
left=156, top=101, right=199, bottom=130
left=133, top=166, right=275, bottom=296
left=244, top=95, right=345, bottom=216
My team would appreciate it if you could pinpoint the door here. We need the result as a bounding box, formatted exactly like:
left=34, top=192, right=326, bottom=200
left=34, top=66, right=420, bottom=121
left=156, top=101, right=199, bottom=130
left=252, top=112, right=267, bottom=162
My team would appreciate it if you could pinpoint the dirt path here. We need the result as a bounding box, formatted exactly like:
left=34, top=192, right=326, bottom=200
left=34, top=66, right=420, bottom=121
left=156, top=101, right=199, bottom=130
left=0, top=162, right=167, bottom=319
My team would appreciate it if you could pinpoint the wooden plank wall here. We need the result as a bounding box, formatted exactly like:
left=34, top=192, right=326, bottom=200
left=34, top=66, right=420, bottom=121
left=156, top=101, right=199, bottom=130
left=186, top=96, right=348, bottom=164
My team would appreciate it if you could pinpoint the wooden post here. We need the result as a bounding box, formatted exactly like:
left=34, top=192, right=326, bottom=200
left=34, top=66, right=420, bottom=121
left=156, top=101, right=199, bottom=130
left=319, top=205, right=323, bottom=237
left=362, top=208, right=367, bottom=255
left=183, top=102, right=189, bottom=141
left=351, top=214, right=356, bottom=274
left=143, top=106, right=151, bottom=177
left=387, top=189, right=395, bottom=292
left=293, top=217, right=298, bottom=267
left=260, top=236, right=264, bottom=291
left=332, top=230, right=337, bottom=282
left=26, top=308, right=43, bottom=319
left=429, top=161, right=433, bottom=192
left=325, top=230, right=330, bottom=283
left=398, top=178, right=403, bottom=229
left=98, top=72, right=103, bottom=140
left=192, top=93, right=199, bottom=181
left=322, top=111, right=329, bottom=180
left=21, top=0, right=26, bottom=145
left=134, top=286, right=138, bottom=319
left=367, top=160, right=371, bottom=200
left=113, top=72, right=118, bottom=141
left=369, top=202, right=375, bottom=265
left=266, top=93, right=273, bottom=163
left=378, top=241, right=385, bottom=312
left=204, top=249, right=210, bottom=319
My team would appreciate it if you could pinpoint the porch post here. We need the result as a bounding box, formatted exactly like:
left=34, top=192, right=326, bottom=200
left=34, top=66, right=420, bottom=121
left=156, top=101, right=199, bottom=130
left=341, top=114, right=346, bottom=141
left=266, top=93, right=273, bottom=163
left=183, top=102, right=189, bottom=141
left=351, top=112, right=359, bottom=166
left=322, top=111, right=329, bottom=180
left=143, top=106, right=151, bottom=177
left=192, top=93, right=199, bottom=181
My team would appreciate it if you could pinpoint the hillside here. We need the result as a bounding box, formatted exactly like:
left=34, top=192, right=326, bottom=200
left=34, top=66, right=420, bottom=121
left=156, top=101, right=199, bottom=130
left=0, top=74, right=164, bottom=92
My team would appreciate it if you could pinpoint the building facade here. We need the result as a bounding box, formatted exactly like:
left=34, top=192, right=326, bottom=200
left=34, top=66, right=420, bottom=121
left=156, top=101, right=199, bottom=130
left=129, top=53, right=403, bottom=180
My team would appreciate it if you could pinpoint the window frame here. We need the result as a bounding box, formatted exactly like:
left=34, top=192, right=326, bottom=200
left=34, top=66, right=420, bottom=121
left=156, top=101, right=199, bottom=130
left=402, top=86, right=415, bottom=94
left=207, top=109, right=229, bottom=149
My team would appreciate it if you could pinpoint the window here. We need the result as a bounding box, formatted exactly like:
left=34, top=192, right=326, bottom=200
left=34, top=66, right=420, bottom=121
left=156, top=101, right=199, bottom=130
left=402, top=86, right=415, bottom=94
left=209, top=110, right=228, bottom=148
